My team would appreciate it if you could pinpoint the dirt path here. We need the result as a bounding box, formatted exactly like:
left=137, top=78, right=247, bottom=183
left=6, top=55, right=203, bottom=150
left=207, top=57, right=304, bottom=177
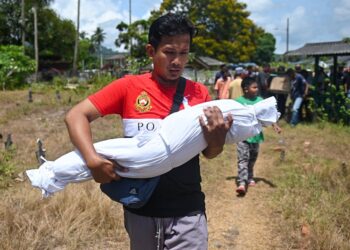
left=205, top=144, right=284, bottom=250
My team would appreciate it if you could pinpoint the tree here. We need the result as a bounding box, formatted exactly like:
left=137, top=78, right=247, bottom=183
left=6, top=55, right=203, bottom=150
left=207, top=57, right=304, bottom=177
left=0, top=45, right=35, bottom=90
left=1, top=0, right=76, bottom=66
left=25, top=7, right=76, bottom=62
left=92, top=27, right=106, bottom=68
left=150, top=0, right=269, bottom=63
left=0, top=0, right=54, bottom=45
left=342, top=37, right=350, bottom=43
left=252, top=32, right=276, bottom=65
left=78, top=38, right=97, bottom=70
left=115, top=19, right=150, bottom=59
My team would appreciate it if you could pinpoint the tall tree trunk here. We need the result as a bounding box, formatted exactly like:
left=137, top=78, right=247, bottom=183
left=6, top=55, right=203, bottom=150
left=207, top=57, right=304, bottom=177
left=21, top=0, right=25, bottom=51
left=72, top=0, right=80, bottom=76
left=33, top=6, right=39, bottom=82
left=99, top=45, right=103, bottom=69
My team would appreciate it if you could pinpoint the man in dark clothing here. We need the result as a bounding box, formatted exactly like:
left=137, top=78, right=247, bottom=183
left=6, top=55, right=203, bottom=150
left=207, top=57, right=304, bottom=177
left=287, top=68, right=309, bottom=126
left=256, top=63, right=271, bottom=98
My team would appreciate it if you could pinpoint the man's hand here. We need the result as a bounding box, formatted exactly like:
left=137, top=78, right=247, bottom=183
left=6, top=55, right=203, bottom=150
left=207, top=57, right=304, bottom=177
left=199, top=106, right=233, bottom=158
left=87, top=155, right=128, bottom=184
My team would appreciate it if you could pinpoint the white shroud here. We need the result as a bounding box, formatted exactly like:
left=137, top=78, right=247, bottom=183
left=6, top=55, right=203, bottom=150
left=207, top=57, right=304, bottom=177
left=26, top=97, right=280, bottom=197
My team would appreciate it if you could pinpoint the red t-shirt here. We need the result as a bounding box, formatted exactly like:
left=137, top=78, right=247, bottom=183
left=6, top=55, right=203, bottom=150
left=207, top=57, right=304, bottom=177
left=88, top=73, right=211, bottom=217
left=89, top=73, right=211, bottom=137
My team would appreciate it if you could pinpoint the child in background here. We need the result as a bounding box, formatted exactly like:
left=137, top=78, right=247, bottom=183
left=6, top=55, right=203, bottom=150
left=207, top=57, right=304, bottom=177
left=235, top=77, right=281, bottom=195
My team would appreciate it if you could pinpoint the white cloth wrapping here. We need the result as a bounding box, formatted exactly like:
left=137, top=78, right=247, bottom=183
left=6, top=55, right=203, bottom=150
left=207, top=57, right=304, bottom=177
left=26, top=97, right=279, bottom=197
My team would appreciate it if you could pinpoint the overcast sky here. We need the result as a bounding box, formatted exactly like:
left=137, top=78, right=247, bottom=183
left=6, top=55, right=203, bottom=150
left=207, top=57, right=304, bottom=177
left=52, top=0, right=350, bottom=56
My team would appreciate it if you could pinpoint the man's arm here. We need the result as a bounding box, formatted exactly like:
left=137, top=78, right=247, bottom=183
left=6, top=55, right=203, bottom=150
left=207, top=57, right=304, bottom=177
left=199, top=106, right=233, bottom=159
left=64, top=98, right=122, bottom=183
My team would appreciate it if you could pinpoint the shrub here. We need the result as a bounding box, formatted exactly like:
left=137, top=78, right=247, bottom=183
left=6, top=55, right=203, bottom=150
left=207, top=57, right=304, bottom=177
left=0, top=45, right=35, bottom=90
left=0, top=148, right=16, bottom=183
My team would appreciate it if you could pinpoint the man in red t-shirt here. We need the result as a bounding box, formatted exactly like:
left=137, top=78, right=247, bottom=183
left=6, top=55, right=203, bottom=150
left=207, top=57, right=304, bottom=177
left=65, top=13, right=233, bottom=250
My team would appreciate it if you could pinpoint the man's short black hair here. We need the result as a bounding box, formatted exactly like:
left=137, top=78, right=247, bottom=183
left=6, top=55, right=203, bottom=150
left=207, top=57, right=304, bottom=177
left=148, top=13, right=196, bottom=49
left=241, top=77, right=257, bottom=91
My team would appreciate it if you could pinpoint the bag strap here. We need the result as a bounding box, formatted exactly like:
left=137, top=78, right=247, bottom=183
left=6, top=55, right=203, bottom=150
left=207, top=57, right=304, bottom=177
left=169, top=77, right=186, bottom=114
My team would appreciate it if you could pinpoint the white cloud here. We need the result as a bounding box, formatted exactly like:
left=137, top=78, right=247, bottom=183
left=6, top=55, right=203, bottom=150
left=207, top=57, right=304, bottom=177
left=334, top=0, right=350, bottom=21
left=51, top=0, right=164, bottom=50
left=51, top=0, right=348, bottom=54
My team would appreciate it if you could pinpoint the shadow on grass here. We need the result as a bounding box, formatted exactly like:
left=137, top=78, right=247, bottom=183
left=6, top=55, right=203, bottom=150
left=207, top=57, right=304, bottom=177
left=226, top=176, right=277, bottom=188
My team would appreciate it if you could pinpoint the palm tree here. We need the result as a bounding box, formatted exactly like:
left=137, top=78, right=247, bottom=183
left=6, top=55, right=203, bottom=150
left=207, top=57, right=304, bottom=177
left=79, top=31, right=87, bottom=39
left=92, top=27, right=106, bottom=69
left=72, top=0, right=80, bottom=76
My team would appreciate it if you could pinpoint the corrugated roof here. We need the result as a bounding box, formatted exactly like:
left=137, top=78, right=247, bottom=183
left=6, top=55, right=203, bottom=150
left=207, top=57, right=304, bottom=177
left=105, top=53, right=128, bottom=60
left=194, top=56, right=225, bottom=68
left=286, top=41, right=350, bottom=56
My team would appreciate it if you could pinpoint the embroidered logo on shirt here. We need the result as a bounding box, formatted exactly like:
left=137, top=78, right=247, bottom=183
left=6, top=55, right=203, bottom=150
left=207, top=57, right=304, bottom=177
left=129, top=187, right=138, bottom=195
left=135, top=91, right=152, bottom=112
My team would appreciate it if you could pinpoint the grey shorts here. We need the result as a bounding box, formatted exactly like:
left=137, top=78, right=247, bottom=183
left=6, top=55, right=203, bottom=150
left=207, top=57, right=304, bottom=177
left=124, top=209, right=208, bottom=250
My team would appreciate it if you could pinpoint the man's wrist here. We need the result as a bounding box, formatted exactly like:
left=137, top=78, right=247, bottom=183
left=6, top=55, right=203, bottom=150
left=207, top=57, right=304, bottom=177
left=86, top=154, right=103, bottom=169
left=202, top=145, right=224, bottom=159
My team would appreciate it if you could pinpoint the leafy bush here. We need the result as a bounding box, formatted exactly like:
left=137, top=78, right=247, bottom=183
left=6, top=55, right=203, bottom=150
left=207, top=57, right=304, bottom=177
left=52, top=76, right=67, bottom=87
left=308, top=80, right=350, bottom=125
left=0, top=45, right=35, bottom=90
left=88, top=73, right=115, bottom=92
left=0, top=148, right=16, bottom=182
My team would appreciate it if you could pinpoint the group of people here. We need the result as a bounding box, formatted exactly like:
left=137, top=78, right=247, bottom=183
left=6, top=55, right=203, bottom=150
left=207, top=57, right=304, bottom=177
left=214, top=63, right=311, bottom=126
left=28, top=13, right=282, bottom=250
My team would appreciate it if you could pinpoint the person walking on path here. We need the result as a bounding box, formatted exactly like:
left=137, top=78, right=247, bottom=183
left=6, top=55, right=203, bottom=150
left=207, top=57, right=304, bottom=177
left=235, top=77, right=281, bottom=195
left=64, top=13, right=233, bottom=250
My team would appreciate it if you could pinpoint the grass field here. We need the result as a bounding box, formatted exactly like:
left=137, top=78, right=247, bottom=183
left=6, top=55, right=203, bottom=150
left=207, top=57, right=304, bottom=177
left=0, top=86, right=349, bottom=249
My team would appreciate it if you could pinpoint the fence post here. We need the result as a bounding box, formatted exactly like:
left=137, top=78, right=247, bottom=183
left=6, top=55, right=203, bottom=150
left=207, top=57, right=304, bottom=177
left=35, top=138, right=46, bottom=164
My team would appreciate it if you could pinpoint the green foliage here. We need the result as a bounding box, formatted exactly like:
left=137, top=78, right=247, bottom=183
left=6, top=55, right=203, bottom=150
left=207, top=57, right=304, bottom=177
left=150, top=0, right=264, bottom=63
left=87, top=73, right=116, bottom=92
left=0, top=1, right=75, bottom=63
left=342, top=37, right=350, bottom=43
left=308, top=81, right=350, bottom=125
left=252, top=32, right=276, bottom=64
left=126, top=56, right=152, bottom=74
left=79, top=39, right=97, bottom=69
left=115, top=19, right=150, bottom=60
left=0, top=45, right=35, bottom=90
left=91, top=27, right=106, bottom=48
left=26, top=8, right=76, bottom=62
left=52, top=76, right=67, bottom=87
left=0, top=147, right=16, bottom=181
left=114, top=0, right=274, bottom=64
